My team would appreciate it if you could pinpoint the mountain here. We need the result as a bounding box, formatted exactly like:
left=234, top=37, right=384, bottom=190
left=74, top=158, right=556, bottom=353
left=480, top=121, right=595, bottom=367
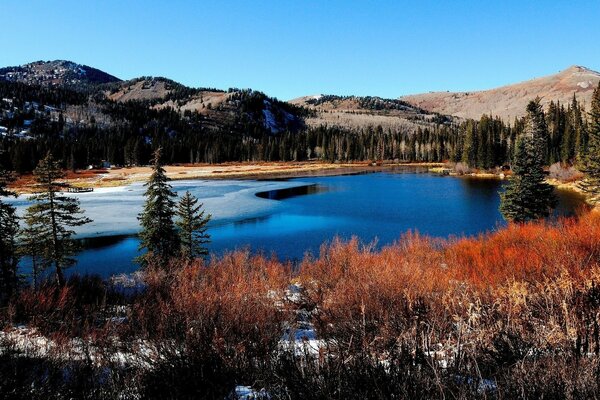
left=0, top=60, right=121, bottom=88
left=400, top=65, right=600, bottom=121
left=0, top=60, right=305, bottom=135
left=288, top=94, right=451, bottom=131
left=103, top=77, right=305, bottom=133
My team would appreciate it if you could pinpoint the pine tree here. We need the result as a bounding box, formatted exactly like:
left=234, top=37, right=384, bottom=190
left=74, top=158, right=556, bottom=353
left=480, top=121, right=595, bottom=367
left=571, top=94, right=588, bottom=163
left=20, top=224, right=45, bottom=290
left=0, top=167, right=20, bottom=300
left=462, top=120, right=478, bottom=168
left=137, top=147, right=179, bottom=268
left=500, top=99, right=556, bottom=222
left=176, top=191, right=211, bottom=260
left=580, top=83, right=600, bottom=202
left=23, top=152, right=92, bottom=286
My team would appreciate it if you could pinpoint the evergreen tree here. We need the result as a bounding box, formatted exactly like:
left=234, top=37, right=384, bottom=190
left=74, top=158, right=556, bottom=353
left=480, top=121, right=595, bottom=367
left=462, top=120, right=478, bottom=168
left=176, top=191, right=211, bottom=260
left=572, top=94, right=588, bottom=163
left=500, top=99, right=556, bottom=222
left=20, top=224, right=44, bottom=290
left=0, top=167, right=20, bottom=300
left=137, top=147, right=180, bottom=268
left=580, top=83, right=600, bottom=202
left=23, top=152, right=92, bottom=286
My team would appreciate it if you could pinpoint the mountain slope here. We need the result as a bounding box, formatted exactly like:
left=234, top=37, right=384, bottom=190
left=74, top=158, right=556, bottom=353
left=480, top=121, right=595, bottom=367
left=288, top=94, right=451, bottom=131
left=0, top=60, right=121, bottom=88
left=0, top=60, right=308, bottom=145
left=400, top=66, right=600, bottom=121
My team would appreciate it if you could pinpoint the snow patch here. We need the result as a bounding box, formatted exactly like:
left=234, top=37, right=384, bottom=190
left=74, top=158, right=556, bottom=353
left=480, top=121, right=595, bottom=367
left=228, top=386, right=270, bottom=399
left=577, top=80, right=593, bottom=89
left=262, top=100, right=280, bottom=133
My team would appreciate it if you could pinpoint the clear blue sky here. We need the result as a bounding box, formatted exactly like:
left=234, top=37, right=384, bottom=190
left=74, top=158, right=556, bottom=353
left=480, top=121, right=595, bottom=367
left=1, top=1, right=599, bottom=100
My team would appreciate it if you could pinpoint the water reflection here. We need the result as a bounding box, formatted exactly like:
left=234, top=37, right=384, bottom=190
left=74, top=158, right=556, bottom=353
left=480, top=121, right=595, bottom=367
left=256, top=184, right=327, bottom=200
left=233, top=214, right=273, bottom=226
left=554, top=189, right=591, bottom=217
left=78, top=234, right=134, bottom=249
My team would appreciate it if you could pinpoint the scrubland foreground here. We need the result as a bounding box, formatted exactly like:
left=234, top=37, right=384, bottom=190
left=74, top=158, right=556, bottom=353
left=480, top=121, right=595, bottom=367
left=2, top=212, right=600, bottom=399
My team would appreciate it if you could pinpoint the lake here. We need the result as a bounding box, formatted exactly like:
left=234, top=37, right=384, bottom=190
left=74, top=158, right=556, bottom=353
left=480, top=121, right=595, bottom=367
left=11, top=167, right=588, bottom=278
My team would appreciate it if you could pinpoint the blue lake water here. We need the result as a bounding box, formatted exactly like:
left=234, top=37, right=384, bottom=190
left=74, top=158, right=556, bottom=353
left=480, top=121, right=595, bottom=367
left=13, top=168, right=588, bottom=278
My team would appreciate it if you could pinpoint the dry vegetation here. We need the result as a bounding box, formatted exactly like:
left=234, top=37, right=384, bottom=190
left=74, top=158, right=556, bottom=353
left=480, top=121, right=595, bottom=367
left=2, top=212, right=600, bottom=398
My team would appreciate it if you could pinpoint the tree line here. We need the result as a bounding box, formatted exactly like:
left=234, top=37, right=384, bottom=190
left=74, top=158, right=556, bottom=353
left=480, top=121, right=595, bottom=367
left=0, top=92, right=592, bottom=174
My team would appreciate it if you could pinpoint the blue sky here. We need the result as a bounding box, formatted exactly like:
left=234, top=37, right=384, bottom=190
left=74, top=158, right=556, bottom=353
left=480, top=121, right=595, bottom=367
left=1, top=1, right=598, bottom=100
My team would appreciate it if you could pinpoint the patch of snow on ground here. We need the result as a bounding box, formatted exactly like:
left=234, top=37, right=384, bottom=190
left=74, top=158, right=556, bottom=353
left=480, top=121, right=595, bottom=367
left=228, top=386, right=270, bottom=399
left=577, top=80, right=592, bottom=89
left=262, top=100, right=279, bottom=133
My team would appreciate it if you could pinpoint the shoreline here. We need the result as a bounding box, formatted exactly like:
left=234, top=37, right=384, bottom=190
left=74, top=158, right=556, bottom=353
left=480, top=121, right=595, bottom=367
left=10, top=161, right=445, bottom=194
left=10, top=161, right=595, bottom=208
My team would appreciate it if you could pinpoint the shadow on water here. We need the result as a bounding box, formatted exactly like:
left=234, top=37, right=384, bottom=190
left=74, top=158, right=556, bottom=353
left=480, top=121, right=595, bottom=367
left=554, top=188, right=591, bottom=217
left=233, top=214, right=273, bottom=227
left=256, top=183, right=327, bottom=200
left=78, top=234, right=135, bottom=249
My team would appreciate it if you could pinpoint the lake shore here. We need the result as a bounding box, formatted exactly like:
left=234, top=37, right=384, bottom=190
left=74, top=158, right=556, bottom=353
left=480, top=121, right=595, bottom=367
left=11, top=161, right=596, bottom=208
left=11, top=161, right=445, bottom=193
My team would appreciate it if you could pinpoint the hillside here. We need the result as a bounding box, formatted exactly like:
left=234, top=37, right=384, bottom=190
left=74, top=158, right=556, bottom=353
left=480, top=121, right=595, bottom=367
left=0, top=60, right=120, bottom=88
left=0, top=60, right=306, bottom=139
left=401, top=65, right=600, bottom=121
left=289, top=94, right=451, bottom=131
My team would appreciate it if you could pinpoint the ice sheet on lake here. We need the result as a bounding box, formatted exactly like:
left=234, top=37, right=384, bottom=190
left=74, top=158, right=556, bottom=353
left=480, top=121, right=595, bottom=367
left=6, top=179, right=312, bottom=238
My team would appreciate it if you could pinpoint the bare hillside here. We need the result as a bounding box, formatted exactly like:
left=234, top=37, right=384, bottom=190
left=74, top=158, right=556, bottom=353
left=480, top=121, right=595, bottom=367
left=289, top=94, right=450, bottom=131
left=401, top=66, right=600, bottom=121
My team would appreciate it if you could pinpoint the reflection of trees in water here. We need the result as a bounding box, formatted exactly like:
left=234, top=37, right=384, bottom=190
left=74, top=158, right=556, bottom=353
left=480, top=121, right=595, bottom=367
left=553, top=189, right=590, bottom=217
left=256, top=184, right=327, bottom=200
left=458, top=177, right=588, bottom=218
left=460, top=177, right=503, bottom=202
left=233, top=214, right=273, bottom=227
left=78, top=234, right=133, bottom=249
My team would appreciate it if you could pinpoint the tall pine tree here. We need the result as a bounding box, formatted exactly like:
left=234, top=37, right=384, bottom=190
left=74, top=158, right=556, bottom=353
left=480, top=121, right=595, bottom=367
left=580, top=83, right=600, bottom=202
left=137, top=147, right=180, bottom=268
left=500, top=99, right=556, bottom=222
left=0, top=167, right=20, bottom=300
left=176, top=191, right=211, bottom=260
left=23, top=152, right=92, bottom=286
left=20, top=224, right=45, bottom=290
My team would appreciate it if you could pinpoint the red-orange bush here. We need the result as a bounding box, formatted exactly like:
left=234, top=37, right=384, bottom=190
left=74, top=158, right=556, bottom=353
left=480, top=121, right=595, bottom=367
left=298, top=212, right=600, bottom=372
